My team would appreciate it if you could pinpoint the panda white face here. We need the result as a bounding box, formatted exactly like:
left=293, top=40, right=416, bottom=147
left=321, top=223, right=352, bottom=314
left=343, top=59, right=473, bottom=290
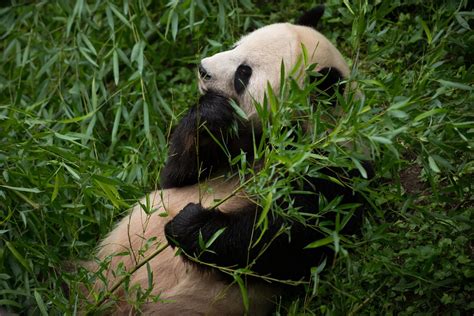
left=198, top=23, right=350, bottom=119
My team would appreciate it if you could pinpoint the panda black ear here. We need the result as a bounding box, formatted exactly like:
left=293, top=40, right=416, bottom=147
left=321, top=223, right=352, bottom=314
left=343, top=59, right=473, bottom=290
left=296, top=6, right=325, bottom=29
left=310, top=67, right=345, bottom=106
left=312, top=67, right=344, bottom=93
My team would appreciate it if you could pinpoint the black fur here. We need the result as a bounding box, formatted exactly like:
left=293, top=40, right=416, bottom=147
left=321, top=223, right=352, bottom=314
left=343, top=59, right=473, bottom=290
left=296, top=6, right=325, bottom=29
left=163, top=110, right=370, bottom=281
left=163, top=129, right=368, bottom=279
left=162, top=84, right=367, bottom=282
left=165, top=165, right=368, bottom=280
left=160, top=92, right=258, bottom=189
left=311, top=67, right=346, bottom=106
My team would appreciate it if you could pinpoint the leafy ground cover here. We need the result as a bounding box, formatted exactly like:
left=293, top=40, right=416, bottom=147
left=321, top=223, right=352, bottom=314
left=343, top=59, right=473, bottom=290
left=0, top=0, right=472, bottom=314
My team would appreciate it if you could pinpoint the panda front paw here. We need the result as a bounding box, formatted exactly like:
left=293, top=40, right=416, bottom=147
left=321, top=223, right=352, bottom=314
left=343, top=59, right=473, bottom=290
left=164, top=203, right=209, bottom=251
left=164, top=202, right=232, bottom=264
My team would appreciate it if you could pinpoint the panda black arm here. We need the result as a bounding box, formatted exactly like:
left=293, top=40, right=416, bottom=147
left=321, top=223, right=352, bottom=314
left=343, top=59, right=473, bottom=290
left=164, top=168, right=367, bottom=280
left=164, top=202, right=327, bottom=281
left=160, top=93, right=239, bottom=189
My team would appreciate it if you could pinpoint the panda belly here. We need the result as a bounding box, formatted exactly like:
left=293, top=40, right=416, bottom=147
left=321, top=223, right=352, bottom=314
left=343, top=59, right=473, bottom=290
left=91, top=177, right=277, bottom=315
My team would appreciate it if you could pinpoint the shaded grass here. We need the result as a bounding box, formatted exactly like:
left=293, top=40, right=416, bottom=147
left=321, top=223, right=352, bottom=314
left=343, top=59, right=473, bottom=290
left=0, top=0, right=472, bottom=314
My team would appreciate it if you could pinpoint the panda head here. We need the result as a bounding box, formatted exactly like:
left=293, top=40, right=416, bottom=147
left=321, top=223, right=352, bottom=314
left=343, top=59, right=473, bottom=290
left=198, top=16, right=350, bottom=120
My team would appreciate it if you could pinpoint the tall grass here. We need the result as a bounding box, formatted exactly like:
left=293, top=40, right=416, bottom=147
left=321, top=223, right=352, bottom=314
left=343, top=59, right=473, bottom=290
left=0, top=0, right=472, bottom=314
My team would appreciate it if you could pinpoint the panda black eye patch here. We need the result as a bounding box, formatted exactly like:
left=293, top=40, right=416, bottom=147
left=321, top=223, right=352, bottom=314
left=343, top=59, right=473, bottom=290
left=234, top=64, right=252, bottom=95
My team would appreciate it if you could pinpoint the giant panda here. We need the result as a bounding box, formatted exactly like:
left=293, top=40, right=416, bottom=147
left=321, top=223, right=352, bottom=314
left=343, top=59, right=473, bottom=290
left=86, top=6, right=367, bottom=315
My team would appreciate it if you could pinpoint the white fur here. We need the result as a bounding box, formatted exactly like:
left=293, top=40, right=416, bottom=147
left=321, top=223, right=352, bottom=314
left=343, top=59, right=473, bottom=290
left=200, top=23, right=349, bottom=118
left=88, top=178, right=278, bottom=315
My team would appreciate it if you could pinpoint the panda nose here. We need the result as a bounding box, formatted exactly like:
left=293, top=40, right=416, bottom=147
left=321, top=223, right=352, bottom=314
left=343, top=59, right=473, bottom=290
left=198, top=64, right=211, bottom=80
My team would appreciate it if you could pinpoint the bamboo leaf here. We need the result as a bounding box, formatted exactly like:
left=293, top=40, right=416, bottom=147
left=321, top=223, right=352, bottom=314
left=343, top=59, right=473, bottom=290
left=80, top=33, right=97, bottom=56
left=428, top=156, right=440, bottom=173
left=414, top=108, right=447, bottom=121
left=51, top=173, right=59, bottom=202
left=351, top=158, right=368, bottom=179
left=6, top=242, right=32, bottom=273
left=305, top=235, right=334, bottom=249
left=34, top=290, right=48, bottom=316
left=0, top=185, right=41, bottom=193
left=58, top=108, right=99, bottom=123
left=143, top=101, right=152, bottom=144
left=113, top=50, right=119, bottom=85
left=229, top=99, right=248, bottom=120
left=205, top=227, right=226, bottom=248
left=63, top=163, right=80, bottom=180
left=109, top=4, right=131, bottom=29
left=369, top=136, right=392, bottom=144
left=419, top=18, right=432, bottom=44
left=233, top=274, right=249, bottom=313
left=256, top=192, right=272, bottom=228
left=78, top=46, right=98, bottom=68
left=171, top=11, right=178, bottom=40
left=343, top=0, right=355, bottom=15
left=111, top=102, right=122, bottom=144
left=437, top=79, right=472, bottom=91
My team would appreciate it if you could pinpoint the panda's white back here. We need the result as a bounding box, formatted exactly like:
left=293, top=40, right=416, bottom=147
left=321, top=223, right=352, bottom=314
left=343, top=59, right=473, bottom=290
left=91, top=177, right=277, bottom=315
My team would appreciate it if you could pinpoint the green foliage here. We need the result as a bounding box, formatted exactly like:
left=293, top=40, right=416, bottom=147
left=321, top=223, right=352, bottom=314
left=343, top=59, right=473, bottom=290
left=0, top=0, right=472, bottom=314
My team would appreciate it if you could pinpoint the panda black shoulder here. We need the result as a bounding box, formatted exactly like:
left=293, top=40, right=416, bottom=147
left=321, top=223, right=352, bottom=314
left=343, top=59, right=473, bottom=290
left=296, top=5, right=325, bottom=29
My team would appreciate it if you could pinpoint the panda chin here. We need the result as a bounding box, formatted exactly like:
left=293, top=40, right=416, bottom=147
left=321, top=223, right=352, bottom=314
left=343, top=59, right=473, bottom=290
left=199, top=90, right=230, bottom=110
left=199, top=90, right=233, bottom=109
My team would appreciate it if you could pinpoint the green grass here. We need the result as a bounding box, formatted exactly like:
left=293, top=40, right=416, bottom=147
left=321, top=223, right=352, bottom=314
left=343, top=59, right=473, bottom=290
left=0, top=0, right=472, bottom=314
